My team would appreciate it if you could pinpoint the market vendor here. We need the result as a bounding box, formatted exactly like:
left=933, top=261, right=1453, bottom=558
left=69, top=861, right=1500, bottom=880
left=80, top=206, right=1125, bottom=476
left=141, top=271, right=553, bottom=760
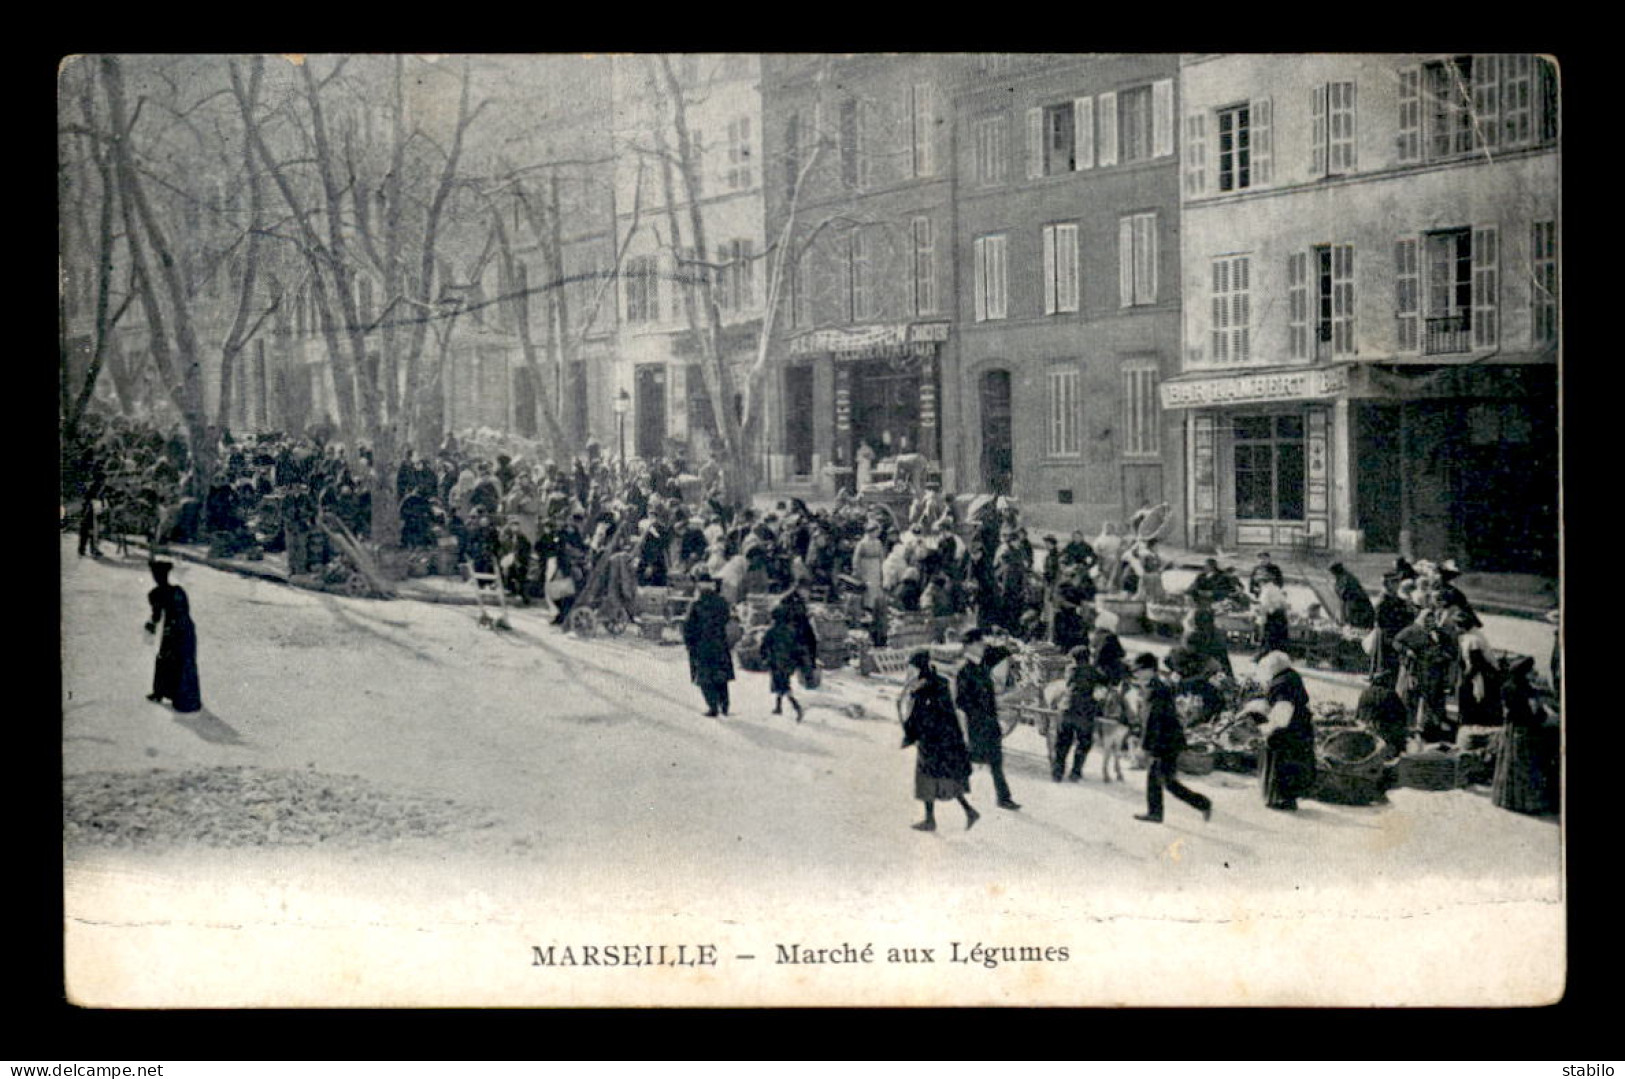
left=1242, top=651, right=1318, bottom=812
left=1356, top=668, right=1410, bottom=759
left=1329, top=563, right=1376, bottom=629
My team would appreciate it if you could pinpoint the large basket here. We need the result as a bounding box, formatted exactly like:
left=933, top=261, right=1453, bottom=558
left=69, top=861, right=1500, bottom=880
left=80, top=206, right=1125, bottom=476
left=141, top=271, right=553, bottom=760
left=1177, top=747, right=1216, bottom=776
left=1319, top=729, right=1386, bottom=776
left=1213, top=749, right=1258, bottom=774
left=1312, top=771, right=1388, bottom=806
left=1396, top=753, right=1462, bottom=791
left=1146, top=602, right=1188, bottom=627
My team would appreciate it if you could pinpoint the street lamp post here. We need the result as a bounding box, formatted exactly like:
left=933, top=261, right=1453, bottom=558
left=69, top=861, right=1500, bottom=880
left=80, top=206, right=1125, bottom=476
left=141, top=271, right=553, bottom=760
left=615, top=388, right=631, bottom=462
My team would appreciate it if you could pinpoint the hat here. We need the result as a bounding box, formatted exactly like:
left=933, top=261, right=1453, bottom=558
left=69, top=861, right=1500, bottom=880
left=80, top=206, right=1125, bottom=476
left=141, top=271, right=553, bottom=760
left=960, top=627, right=986, bottom=646
left=1329, top=562, right=1346, bottom=574
left=907, top=650, right=934, bottom=673
left=1132, top=653, right=1160, bottom=672
left=1439, top=559, right=1462, bottom=578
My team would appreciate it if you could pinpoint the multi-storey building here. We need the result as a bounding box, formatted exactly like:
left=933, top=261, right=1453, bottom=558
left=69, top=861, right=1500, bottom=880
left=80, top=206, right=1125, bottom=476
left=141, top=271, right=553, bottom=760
left=1170, top=54, right=1558, bottom=570
left=952, top=53, right=1184, bottom=531
left=759, top=53, right=962, bottom=493
left=610, top=53, right=768, bottom=462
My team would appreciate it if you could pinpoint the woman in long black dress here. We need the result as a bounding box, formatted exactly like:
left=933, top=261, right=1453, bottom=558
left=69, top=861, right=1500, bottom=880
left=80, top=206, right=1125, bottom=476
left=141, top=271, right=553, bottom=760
left=1244, top=651, right=1317, bottom=811
left=899, top=652, right=978, bottom=832
left=760, top=603, right=810, bottom=721
left=144, top=559, right=202, bottom=713
left=1492, top=657, right=1558, bottom=815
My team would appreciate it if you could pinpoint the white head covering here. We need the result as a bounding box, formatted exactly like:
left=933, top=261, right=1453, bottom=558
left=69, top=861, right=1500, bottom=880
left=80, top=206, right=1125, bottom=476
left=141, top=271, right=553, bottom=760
left=1256, top=651, right=1294, bottom=681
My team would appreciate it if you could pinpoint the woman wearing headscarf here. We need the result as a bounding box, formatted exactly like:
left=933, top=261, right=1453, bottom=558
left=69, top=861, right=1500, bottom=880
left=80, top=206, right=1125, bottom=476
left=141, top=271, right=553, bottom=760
left=851, top=521, right=887, bottom=616
left=1093, top=521, right=1124, bottom=593
left=144, top=559, right=202, bottom=713
left=1242, top=651, right=1317, bottom=811
left=1394, top=607, right=1461, bottom=744
left=1255, top=576, right=1292, bottom=660
left=1183, top=592, right=1235, bottom=678
left=1090, top=625, right=1130, bottom=688
left=1356, top=667, right=1410, bottom=759
left=1371, top=572, right=1417, bottom=678
left=1492, top=657, right=1558, bottom=815
left=899, top=651, right=978, bottom=832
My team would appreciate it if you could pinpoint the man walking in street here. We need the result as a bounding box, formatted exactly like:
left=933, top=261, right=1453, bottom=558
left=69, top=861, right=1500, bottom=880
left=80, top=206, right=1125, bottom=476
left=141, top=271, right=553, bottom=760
left=1132, top=653, right=1212, bottom=825
left=954, top=628, right=1021, bottom=811
left=683, top=573, right=736, bottom=718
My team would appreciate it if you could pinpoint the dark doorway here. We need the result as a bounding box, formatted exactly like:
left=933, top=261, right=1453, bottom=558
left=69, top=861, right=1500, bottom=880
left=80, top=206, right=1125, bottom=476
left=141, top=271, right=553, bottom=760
left=513, top=366, right=537, bottom=438
left=635, top=364, right=667, bottom=460
left=980, top=369, right=1012, bottom=496
left=1455, top=398, right=1558, bottom=572
left=1356, top=402, right=1402, bottom=551
left=785, top=365, right=814, bottom=476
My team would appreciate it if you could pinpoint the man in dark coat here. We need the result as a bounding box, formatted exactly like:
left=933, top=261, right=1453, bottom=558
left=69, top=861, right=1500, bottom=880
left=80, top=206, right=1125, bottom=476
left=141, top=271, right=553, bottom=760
left=1329, top=563, right=1376, bottom=629
left=953, top=628, right=1020, bottom=810
left=1055, top=646, right=1106, bottom=782
left=683, top=576, right=736, bottom=717
left=144, top=560, right=202, bottom=713
left=1132, top=653, right=1212, bottom=824
left=1371, top=573, right=1415, bottom=677
left=901, top=652, right=978, bottom=832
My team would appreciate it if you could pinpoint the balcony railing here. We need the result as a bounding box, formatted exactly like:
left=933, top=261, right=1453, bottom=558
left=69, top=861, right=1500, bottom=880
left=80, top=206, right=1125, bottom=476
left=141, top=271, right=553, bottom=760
left=1425, top=313, right=1472, bottom=355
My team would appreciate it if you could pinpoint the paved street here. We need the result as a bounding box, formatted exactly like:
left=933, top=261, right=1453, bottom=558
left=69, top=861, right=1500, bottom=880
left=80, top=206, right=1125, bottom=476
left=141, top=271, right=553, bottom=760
left=61, top=538, right=1561, bottom=1006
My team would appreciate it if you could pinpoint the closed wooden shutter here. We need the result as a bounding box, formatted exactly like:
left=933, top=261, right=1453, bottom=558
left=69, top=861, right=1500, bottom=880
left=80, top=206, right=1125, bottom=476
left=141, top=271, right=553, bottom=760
left=1288, top=251, right=1308, bottom=359
left=989, top=235, right=1007, bottom=320
left=1042, top=225, right=1057, bottom=315
left=1074, top=96, right=1095, bottom=170
left=973, top=237, right=987, bottom=322
left=1311, top=84, right=1327, bottom=177
left=1330, top=81, right=1357, bottom=172
left=1332, top=243, right=1355, bottom=356
left=1119, top=217, right=1135, bottom=308
left=1058, top=223, right=1079, bottom=313
left=1211, top=259, right=1229, bottom=363
left=1026, top=107, right=1043, bottom=179
left=1472, top=225, right=1498, bottom=348
left=913, top=82, right=936, bottom=177
left=1184, top=112, right=1206, bottom=195
left=1473, top=55, right=1501, bottom=150
left=1135, top=213, right=1158, bottom=304
left=1395, top=238, right=1419, bottom=352
left=1152, top=78, right=1174, bottom=157
left=1252, top=97, right=1273, bottom=185
left=1098, top=91, right=1118, bottom=167
left=1397, top=66, right=1421, bottom=161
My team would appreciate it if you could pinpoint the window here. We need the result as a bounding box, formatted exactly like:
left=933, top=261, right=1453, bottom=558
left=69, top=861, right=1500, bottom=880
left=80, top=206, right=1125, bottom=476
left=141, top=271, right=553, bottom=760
left=719, top=238, right=754, bottom=312
left=625, top=256, right=659, bottom=324
left=1042, top=222, right=1079, bottom=315
left=1306, top=243, right=1357, bottom=357
left=975, top=115, right=1008, bottom=184
left=1312, top=81, right=1357, bottom=175
left=1395, top=238, right=1420, bottom=351
left=1288, top=252, right=1309, bottom=359
left=911, top=83, right=936, bottom=177
left=670, top=247, right=696, bottom=321
left=1123, top=363, right=1160, bottom=458
left=1532, top=220, right=1557, bottom=345
left=1119, top=85, right=1152, bottom=163
left=1422, top=227, right=1497, bottom=353
left=912, top=217, right=937, bottom=315
left=1119, top=212, right=1158, bottom=307
left=1210, top=255, right=1250, bottom=363
left=726, top=117, right=752, bottom=190
left=1043, top=102, right=1075, bottom=175
left=1414, top=55, right=1557, bottom=162
left=1047, top=366, right=1081, bottom=456
left=1234, top=414, right=1305, bottom=522
left=849, top=228, right=873, bottom=321
left=840, top=98, right=864, bottom=189
left=1217, top=105, right=1250, bottom=190
left=973, top=234, right=1008, bottom=322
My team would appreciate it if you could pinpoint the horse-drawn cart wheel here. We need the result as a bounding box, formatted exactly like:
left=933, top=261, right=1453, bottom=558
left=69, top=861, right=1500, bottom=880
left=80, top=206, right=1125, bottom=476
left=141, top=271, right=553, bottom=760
left=343, top=573, right=370, bottom=598
left=602, top=611, right=629, bottom=636
left=567, top=607, right=599, bottom=637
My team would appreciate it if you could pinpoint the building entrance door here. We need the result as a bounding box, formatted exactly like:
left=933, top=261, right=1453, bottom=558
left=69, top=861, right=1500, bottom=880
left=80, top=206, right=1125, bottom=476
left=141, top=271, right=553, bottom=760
left=635, top=364, right=667, bottom=460
left=1355, top=402, right=1402, bottom=551
left=848, top=359, right=920, bottom=463
left=980, top=369, right=1012, bottom=496
left=785, top=365, right=814, bottom=476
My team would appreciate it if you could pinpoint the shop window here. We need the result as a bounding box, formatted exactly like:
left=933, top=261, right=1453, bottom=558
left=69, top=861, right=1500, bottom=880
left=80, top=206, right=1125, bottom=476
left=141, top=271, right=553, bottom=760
left=1233, top=414, right=1305, bottom=522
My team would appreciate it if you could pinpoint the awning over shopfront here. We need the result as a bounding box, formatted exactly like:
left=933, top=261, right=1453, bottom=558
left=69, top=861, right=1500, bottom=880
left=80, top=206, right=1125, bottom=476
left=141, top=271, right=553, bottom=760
left=1160, top=364, right=1351, bottom=410
left=789, top=321, right=950, bottom=363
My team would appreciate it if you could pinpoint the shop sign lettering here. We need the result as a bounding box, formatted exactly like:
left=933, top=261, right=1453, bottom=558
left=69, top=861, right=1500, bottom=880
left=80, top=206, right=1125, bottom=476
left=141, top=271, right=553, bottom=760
left=1160, top=366, right=1350, bottom=409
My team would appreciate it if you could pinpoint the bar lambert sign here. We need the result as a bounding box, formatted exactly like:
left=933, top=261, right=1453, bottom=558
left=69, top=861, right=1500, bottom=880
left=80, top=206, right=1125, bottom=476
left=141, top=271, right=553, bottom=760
left=1160, top=365, right=1350, bottom=409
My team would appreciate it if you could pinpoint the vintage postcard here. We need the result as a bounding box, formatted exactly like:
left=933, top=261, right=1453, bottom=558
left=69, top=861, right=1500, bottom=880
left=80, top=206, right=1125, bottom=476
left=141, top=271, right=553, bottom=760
left=59, top=52, right=1562, bottom=1007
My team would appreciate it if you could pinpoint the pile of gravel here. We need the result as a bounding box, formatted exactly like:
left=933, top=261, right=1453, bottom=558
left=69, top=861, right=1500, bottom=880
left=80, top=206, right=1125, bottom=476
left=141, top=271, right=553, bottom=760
left=64, top=766, right=497, bottom=849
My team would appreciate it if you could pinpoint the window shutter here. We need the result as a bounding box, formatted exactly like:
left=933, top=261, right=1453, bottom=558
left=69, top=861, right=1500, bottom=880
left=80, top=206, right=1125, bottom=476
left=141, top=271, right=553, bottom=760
left=1153, top=79, right=1174, bottom=157
left=1074, top=96, right=1095, bottom=170
left=1042, top=226, right=1057, bottom=315
left=1288, top=252, right=1307, bottom=359
left=913, top=83, right=935, bottom=177
left=1119, top=216, right=1134, bottom=307
left=1135, top=213, right=1158, bottom=304
left=1397, top=66, right=1421, bottom=162
left=1059, top=224, right=1079, bottom=312
left=1098, top=91, right=1119, bottom=167
left=1026, top=107, right=1043, bottom=179
left=1184, top=112, right=1206, bottom=195
left=973, top=238, right=987, bottom=323
left=1472, top=225, right=1498, bottom=348
left=1473, top=54, right=1501, bottom=150
left=1252, top=97, right=1273, bottom=185
left=1211, top=259, right=1229, bottom=363
left=1311, top=83, right=1328, bottom=177
left=1395, top=238, right=1419, bottom=352
left=991, top=235, right=1007, bottom=319
left=1332, top=243, right=1355, bottom=356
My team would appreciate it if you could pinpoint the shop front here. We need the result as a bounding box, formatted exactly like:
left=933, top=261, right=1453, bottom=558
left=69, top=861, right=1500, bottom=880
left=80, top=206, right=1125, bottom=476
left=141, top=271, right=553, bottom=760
left=784, top=321, right=951, bottom=494
left=1165, top=361, right=1557, bottom=570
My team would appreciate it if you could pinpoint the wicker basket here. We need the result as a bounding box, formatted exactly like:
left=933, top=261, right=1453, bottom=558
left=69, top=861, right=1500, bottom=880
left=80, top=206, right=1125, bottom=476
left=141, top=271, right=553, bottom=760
left=1319, top=729, right=1386, bottom=777
left=1146, top=602, right=1188, bottom=627
left=1213, top=750, right=1258, bottom=774
left=1396, top=753, right=1462, bottom=791
left=1312, top=771, right=1388, bottom=806
left=1177, top=747, right=1216, bottom=776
